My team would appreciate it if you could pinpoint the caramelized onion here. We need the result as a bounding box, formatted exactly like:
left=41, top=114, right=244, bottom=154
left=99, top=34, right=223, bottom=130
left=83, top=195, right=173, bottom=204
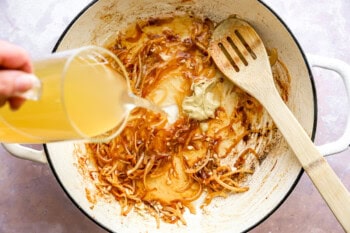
left=83, top=14, right=291, bottom=228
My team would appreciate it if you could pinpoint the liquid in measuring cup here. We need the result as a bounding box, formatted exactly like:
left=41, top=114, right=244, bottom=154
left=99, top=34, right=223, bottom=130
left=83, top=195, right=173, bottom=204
left=0, top=52, right=132, bottom=143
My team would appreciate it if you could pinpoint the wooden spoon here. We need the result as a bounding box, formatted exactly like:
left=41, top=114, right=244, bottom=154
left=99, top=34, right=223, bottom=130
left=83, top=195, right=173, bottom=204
left=209, top=17, right=350, bottom=231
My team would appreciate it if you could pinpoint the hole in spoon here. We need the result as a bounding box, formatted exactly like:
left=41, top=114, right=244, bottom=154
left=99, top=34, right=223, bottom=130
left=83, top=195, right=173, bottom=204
left=227, top=36, right=248, bottom=66
left=218, top=42, right=240, bottom=72
left=235, top=30, right=257, bottom=60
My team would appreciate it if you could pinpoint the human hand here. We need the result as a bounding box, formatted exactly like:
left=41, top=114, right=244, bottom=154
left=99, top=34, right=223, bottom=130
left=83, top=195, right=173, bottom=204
left=0, top=40, right=35, bottom=110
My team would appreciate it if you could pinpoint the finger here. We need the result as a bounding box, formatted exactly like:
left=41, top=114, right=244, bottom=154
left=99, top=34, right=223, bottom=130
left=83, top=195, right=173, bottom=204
left=0, top=97, right=6, bottom=108
left=0, top=70, right=34, bottom=97
left=8, top=97, right=26, bottom=110
left=0, top=40, right=33, bottom=72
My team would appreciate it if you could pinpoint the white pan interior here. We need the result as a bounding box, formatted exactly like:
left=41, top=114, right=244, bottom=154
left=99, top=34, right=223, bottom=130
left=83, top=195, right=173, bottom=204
left=46, top=0, right=316, bottom=232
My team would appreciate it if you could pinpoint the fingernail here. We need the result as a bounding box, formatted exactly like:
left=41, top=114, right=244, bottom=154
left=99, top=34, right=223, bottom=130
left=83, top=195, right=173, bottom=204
left=15, top=74, right=39, bottom=91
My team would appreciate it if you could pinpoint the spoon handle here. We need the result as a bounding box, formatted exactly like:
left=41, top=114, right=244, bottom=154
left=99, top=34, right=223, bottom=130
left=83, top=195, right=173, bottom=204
left=263, top=88, right=350, bottom=232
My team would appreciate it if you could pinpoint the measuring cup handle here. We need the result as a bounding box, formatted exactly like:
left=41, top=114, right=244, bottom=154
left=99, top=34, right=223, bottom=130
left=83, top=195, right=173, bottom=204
left=307, top=54, right=350, bottom=156
left=2, top=143, right=47, bottom=164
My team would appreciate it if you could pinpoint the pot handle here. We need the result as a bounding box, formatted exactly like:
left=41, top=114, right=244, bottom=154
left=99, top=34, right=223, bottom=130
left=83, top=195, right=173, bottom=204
left=307, top=54, right=350, bottom=156
left=2, top=143, right=47, bottom=164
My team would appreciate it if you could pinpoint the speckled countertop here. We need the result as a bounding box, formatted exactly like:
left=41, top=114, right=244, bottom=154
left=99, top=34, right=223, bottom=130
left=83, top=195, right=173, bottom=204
left=0, top=0, right=349, bottom=232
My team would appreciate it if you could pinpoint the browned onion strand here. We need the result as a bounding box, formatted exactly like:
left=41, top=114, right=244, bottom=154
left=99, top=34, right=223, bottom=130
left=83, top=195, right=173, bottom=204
left=83, top=14, right=290, bottom=228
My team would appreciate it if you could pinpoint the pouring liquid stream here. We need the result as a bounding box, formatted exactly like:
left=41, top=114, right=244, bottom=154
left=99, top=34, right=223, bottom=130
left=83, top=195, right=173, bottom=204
left=124, top=94, right=177, bottom=119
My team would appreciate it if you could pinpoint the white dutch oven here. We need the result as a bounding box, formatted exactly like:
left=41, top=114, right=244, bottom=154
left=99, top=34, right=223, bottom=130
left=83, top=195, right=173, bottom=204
left=3, top=0, right=350, bottom=232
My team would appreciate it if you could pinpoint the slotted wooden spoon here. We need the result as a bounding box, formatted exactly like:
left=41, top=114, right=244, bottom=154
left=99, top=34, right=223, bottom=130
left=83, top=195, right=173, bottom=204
left=209, top=17, right=350, bottom=231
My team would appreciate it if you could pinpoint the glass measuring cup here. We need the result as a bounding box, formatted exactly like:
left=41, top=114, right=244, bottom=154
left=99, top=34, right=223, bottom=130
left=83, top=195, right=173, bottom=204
left=0, top=46, right=152, bottom=143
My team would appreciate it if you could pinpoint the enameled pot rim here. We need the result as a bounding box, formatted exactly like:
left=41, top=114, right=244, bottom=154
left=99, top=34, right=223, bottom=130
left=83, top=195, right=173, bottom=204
left=45, top=0, right=318, bottom=232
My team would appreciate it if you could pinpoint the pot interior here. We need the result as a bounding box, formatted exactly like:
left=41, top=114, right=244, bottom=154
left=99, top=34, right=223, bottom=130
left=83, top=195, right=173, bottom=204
left=47, top=0, right=316, bottom=232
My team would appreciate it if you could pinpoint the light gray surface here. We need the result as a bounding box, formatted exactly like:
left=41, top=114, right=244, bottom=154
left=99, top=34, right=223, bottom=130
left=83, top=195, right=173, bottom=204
left=0, top=0, right=349, bottom=232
